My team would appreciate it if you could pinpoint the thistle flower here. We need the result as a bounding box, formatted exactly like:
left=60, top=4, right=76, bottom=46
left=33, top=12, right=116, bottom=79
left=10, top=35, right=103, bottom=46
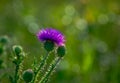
left=37, top=28, right=65, bottom=46
left=34, top=28, right=66, bottom=83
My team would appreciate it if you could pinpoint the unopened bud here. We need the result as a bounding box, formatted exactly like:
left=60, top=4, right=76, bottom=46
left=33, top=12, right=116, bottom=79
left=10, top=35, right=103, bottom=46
left=22, top=69, right=34, bottom=82
left=13, top=45, right=23, bottom=56
left=0, top=36, right=9, bottom=44
left=57, top=46, right=66, bottom=57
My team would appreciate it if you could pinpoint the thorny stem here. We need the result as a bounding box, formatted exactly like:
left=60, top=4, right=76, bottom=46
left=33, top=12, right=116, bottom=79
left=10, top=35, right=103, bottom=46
left=39, top=57, right=61, bottom=83
left=14, top=55, right=24, bottom=83
left=31, top=52, right=49, bottom=83
left=14, top=65, right=19, bottom=83
left=14, top=57, right=22, bottom=83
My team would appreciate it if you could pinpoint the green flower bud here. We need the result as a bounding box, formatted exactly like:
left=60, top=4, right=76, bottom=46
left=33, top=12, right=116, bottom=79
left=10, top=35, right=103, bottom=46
left=57, top=46, right=66, bottom=57
left=13, top=45, right=23, bottom=56
left=44, top=40, right=54, bottom=52
left=0, top=36, right=9, bottom=44
left=22, top=69, right=34, bottom=82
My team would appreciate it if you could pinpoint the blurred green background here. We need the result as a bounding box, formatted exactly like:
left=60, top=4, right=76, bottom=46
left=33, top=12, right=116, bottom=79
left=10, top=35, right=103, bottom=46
left=0, top=0, right=120, bottom=83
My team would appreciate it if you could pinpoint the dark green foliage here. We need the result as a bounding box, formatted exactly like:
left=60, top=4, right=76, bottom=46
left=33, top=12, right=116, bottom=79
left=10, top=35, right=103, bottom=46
left=0, top=59, right=3, bottom=68
left=0, top=47, right=3, bottom=55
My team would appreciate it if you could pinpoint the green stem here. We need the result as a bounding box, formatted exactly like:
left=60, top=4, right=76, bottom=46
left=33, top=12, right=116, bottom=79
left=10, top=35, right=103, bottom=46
left=39, top=57, right=61, bottom=83
left=14, top=56, right=23, bottom=83
left=14, top=63, right=20, bottom=83
left=31, top=52, right=49, bottom=83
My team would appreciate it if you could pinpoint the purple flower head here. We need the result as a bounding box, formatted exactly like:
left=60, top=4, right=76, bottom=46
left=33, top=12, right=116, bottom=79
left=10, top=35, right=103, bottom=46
left=37, top=28, right=65, bottom=46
